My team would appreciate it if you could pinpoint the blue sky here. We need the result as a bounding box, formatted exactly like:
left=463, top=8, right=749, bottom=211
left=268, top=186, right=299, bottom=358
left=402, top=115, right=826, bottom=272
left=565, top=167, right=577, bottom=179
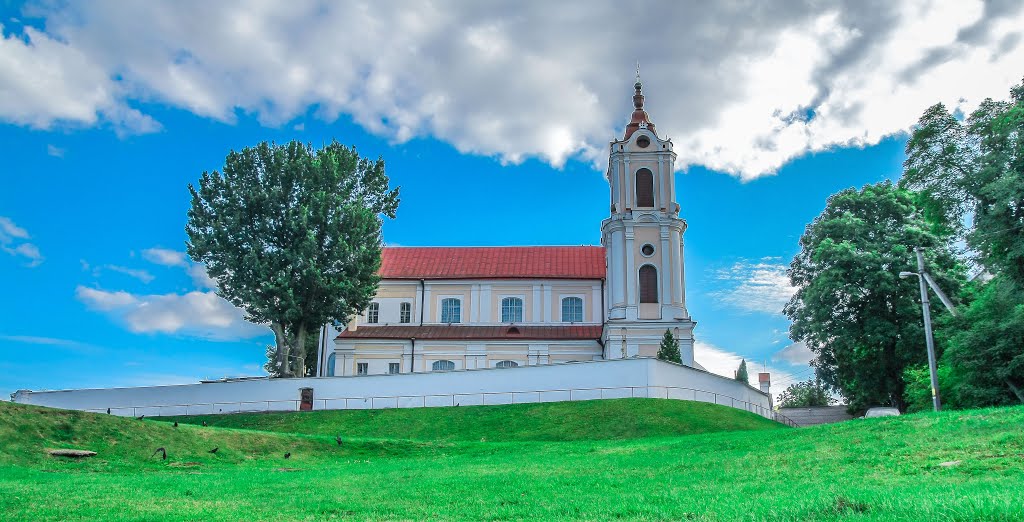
left=1, top=1, right=1021, bottom=397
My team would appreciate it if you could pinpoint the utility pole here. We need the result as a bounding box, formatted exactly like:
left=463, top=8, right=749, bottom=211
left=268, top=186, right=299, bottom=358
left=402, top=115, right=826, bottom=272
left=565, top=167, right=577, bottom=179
left=900, top=247, right=959, bottom=412
left=915, top=248, right=942, bottom=412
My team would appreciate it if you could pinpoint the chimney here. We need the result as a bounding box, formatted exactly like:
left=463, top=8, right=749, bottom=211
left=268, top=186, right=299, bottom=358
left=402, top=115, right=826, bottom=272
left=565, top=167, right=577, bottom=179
left=758, top=373, right=771, bottom=395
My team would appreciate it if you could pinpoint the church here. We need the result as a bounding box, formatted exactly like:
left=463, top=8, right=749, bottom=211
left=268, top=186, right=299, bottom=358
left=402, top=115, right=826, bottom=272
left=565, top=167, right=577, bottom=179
left=318, top=78, right=699, bottom=377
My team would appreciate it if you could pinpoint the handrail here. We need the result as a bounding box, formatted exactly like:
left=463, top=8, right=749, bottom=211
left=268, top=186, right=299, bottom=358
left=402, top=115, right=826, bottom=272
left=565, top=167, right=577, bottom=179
left=85, top=384, right=798, bottom=427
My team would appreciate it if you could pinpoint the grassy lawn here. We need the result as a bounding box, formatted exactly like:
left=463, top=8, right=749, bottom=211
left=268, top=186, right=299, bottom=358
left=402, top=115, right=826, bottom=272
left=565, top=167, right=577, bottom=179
left=159, top=397, right=786, bottom=441
left=1, top=399, right=1022, bottom=521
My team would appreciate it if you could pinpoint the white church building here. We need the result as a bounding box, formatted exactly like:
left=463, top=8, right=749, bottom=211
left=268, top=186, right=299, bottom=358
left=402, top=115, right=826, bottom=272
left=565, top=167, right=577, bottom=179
left=321, top=78, right=698, bottom=377
left=14, top=78, right=781, bottom=423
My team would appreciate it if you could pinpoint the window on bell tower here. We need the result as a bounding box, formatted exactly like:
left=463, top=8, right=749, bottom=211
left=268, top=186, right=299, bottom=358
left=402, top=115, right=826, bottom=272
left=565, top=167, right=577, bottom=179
left=636, top=168, right=654, bottom=208
left=639, top=265, right=659, bottom=303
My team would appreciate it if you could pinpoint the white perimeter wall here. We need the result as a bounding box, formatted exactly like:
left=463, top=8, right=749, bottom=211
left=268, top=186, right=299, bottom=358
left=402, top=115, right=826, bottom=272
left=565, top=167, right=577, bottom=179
left=12, top=358, right=780, bottom=422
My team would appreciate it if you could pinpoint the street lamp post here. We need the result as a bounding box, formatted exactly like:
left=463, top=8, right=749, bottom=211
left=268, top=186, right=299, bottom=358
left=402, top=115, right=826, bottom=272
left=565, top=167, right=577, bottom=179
left=899, top=247, right=959, bottom=413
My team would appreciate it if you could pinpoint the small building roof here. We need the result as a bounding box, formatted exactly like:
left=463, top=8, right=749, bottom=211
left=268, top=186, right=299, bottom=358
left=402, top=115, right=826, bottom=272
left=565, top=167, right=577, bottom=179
left=338, top=325, right=603, bottom=341
left=379, top=246, right=605, bottom=280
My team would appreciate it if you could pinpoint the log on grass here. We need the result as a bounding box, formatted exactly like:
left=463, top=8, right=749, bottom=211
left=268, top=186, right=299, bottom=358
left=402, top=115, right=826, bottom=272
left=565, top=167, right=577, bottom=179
left=47, top=449, right=97, bottom=458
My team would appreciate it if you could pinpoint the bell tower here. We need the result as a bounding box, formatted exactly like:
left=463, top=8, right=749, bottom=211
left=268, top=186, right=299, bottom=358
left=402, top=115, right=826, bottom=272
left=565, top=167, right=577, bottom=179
left=601, top=75, right=695, bottom=365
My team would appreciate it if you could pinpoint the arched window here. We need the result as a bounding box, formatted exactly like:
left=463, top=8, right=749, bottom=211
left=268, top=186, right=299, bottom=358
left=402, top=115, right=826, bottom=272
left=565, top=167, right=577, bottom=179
left=561, top=297, right=583, bottom=322
left=432, top=360, right=455, bottom=371
left=501, top=297, right=523, bottom=323
left=400, top=302, right=412, bottom=323
left=440, top=298, right=461, bottom=323
left=327, top=353, right=336, bottom=376
left=495, top=360, right=519, bottom=368
left=635, top=168, right=654, bottom=207
left=367, top=302, right=379, bottom=323
left=639, top=265, right=659, bottom=303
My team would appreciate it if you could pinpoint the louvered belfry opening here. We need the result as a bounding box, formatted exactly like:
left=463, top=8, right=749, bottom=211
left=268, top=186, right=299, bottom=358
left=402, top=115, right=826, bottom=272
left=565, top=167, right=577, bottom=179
left=639, top=265, right=658, bottom=303
left=635, top=168, right=654, bottom=207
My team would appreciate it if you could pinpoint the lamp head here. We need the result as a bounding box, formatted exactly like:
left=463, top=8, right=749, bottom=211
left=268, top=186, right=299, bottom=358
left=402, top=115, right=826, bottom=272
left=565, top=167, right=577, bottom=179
left=899, top=271, right=917, bottom=279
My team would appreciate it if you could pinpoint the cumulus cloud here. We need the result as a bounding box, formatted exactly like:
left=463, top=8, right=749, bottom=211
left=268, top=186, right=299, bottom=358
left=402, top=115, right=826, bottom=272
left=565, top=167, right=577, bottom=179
left=102, top=265, right=155, bottom=283
left=695, top=340, right=801, bottom=390
left=142, top=247, right=217, bottom=289
left=0, top=216, right=43, bottom=267
left=141, top=247, right=187, bottom=267
left=774, top=341, right=815, bottom=366
left=75, top=285, right=266, bottom=339
left=1, top=1, right=1021, bottom=178
left=0, top=24, right=159, bottom=135
left=711, top=259, right=796, bottom=315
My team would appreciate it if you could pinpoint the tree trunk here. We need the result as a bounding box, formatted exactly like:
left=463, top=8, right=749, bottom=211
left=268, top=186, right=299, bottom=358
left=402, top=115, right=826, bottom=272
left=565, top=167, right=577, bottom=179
left=293, top=323, right=308, bottom=377
left=1006, top=379, right=1024, bottom=404
left=270, top=322, right=291, bottom=377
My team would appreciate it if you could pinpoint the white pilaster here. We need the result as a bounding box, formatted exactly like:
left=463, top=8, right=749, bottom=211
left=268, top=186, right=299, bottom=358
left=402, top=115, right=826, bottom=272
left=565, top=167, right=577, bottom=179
left=543, top=285, right=552, bottom=323
left=623, top=157, right=631, bottom=209
left=591, top=284, right=602, bottom=323
left=422, top=286, right=432, bottom=323
left=531, top=285, right=541, bottom=322
left=470, top=284, right=480, bottom=323
left=625, top=227, right=636, bottom=306
left=480, top=285, right=492, bottom=322
left=660, top=227, right=672, bottom=306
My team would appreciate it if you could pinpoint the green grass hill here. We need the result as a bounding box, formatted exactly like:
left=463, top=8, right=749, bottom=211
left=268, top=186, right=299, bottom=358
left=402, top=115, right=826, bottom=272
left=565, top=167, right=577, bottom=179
left=1, top=398, right=1023, bottom=521
left=160, top=397, right=786, bottom=441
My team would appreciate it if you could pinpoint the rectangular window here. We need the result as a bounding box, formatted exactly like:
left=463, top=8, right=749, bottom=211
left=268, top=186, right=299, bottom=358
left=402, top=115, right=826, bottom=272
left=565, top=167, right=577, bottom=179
left=400, top=302, right=411, bottom=323
left=440, top=298, right=461, bottom=323
left=561, top=297, right=584, bottom=322
left=367, top=302, right=379, bottom=324
left=389, top=362, right=400, bottom=374
left=357, top=363, right=368, bottom=376
left=501, top=297, right=523, bottom=323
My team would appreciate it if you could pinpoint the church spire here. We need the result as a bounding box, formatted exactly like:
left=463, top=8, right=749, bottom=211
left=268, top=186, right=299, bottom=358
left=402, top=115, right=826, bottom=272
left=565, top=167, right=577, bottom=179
left=623, top=69, right=656, bottom=139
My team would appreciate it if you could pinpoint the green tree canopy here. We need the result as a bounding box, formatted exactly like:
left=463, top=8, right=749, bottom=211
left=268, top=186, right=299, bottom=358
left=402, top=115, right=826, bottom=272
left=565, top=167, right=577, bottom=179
left=657, top=329, right=681, bottom=364
left=784, top=181, right=964, bottom=412
left=945, top=275, right=1024, bottom=405
left=901, top=79, right=1024, bottom=286
left=187, top=140, right=399, bottom=377
left=777, top=379, right=835, bottom=408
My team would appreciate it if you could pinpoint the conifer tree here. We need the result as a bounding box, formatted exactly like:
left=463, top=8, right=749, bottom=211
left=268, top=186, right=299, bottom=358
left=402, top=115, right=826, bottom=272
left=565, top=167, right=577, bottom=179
left=657, top=329, right=681, bottom=363
left=735, top=359, right=749, bottom=383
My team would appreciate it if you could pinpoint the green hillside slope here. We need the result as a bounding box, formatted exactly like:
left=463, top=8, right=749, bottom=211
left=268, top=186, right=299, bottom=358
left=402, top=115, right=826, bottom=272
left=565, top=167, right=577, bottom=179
left=1, top=399, right=1023, bottom=521
left=161, top=398, right=786, bottom=441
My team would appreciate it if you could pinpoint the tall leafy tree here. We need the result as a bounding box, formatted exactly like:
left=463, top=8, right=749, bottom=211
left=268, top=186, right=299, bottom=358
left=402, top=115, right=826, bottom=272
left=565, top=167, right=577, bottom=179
left=657, top=329, right=681, bottom=364
left=901, top=79, right=1024, bottom=286
left=945, top=275, right=1024, bottom=405
left=187, top=140, right=399, bottom=377
left=777, top=378, right=835, bottom=408
left=734, top=359, right=749, bottom=383
left=784, top=181, right=964, bottom=412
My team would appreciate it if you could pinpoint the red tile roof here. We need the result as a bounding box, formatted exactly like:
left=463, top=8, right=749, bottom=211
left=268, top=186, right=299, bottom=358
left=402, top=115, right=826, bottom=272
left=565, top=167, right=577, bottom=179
left=379, top=246, right=605, bottom=280
left=338, top=325, right=603, bottom=341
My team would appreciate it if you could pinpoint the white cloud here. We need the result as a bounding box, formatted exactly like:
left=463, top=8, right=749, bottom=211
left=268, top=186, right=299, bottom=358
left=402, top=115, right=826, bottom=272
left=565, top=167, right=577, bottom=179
left=711, top=259, right=796, bottom=315
left=774, top=341, right=815, bottom=366
left=141, top=247, right=187, bottom=267
left=0, top=217, right=29, bottom=240
left=46, top=144, right=65, bottom=158
left=2, top=1, right=1021, bottom=178
left=695, top=340, right=801, bottom=391
left=186, top=263, right=217, bottom=290
left=0, top=24, right=159, bottom=135
left=75, top=285, right=266, bottom=339
left=76, top=286, right=138, bottom=310
left=0, top=334, right=104, bottom=354
left=103, top=264, right=155, bottom=283
left=0, top=216, right=43, bottom=267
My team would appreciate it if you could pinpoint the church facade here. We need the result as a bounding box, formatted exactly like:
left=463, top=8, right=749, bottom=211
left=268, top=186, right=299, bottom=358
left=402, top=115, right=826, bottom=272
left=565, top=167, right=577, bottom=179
left=321, top=79, right=698, bottom=377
